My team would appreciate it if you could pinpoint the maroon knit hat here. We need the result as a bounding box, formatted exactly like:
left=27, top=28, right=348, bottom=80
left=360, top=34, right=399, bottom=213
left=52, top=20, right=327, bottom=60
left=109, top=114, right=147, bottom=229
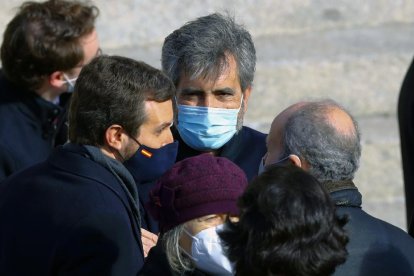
left=146, top=153, right=248, bottom=233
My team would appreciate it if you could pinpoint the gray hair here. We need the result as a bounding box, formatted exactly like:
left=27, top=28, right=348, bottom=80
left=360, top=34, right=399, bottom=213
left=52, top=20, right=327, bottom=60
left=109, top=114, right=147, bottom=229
left=162, top=13, right=256, bottom=92
left=281, top=100, right=362, bottom=182
left=162, top=224, right=194, bottom=274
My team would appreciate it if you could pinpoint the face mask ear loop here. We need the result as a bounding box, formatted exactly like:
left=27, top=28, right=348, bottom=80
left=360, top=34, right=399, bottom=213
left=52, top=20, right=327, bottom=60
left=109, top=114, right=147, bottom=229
left=180, top=227, right=199, bottom=262
left=179, top=245, right=197, bottom=262
left=128, top=134, right=142, bottom=150
left=110, top=147, right=125, bottom=163
left=63, top=73, right=77, bottom=85
left=182, top=227, right=197, bottom=241
left=238, top=94, right=244, bottom=110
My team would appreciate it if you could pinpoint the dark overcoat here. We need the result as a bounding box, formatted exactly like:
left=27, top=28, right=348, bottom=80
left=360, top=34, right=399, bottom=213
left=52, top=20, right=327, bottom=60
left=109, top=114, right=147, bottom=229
left=0, top=144, right=144, bottom=275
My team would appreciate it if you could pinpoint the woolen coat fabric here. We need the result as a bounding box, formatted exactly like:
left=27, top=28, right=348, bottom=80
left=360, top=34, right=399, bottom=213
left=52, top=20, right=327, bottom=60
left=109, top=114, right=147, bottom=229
left=0, top=144, right=144, bottom=275
left=331, top=187, right=414, bottom=276
left=0, top=70, right=69, bottom=182
left=174, top=126, right=267, bottom=182
left=398, top=57, right=414, bottom=226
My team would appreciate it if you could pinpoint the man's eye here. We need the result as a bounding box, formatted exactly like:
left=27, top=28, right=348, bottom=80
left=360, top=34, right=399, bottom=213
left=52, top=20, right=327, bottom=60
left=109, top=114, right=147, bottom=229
left=219, top=93, right=233, bottom=97
left=155, top=129, right=164, bottom=136
left=216, top=95, right=235, bottom=103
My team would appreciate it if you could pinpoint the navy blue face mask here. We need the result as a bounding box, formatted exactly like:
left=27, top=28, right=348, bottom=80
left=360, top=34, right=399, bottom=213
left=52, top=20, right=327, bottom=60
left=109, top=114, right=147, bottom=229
left=124, top=140, right=179, bottom=184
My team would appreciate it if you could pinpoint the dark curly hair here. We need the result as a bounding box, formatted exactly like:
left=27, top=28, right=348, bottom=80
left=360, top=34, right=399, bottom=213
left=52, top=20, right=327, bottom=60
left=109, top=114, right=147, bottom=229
left=1, top=0, right=98, bottom=90
left=219, top=164, right=349, bottom=276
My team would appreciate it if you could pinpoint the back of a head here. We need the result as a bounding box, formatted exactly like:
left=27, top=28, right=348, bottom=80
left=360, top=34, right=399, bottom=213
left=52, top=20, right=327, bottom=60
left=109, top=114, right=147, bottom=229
left=282, top=100, right=361, bottom=182
left=220, top=164, right=349, bottom=276
left=68, top=55, right=174, bottom=146
left=161, top=13, right=256, bottom=91
left=1, top=0, right=98, bottom=90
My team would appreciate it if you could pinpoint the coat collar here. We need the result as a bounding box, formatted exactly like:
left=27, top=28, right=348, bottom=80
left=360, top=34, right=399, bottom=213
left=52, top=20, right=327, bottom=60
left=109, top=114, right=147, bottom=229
left=47, top=144, right=143, bottom=251
left=325, top=180, right=362, bottom=208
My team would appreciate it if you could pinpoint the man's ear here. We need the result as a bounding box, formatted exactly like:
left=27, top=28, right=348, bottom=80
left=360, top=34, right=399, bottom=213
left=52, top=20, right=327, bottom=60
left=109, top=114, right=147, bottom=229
left=104, top=124, right=125, bottom=151
left=288, top=154, right=302, bottom=168
left=242, top=85, right=252, bottom=113
left=49, top=71, right=66, bottom=89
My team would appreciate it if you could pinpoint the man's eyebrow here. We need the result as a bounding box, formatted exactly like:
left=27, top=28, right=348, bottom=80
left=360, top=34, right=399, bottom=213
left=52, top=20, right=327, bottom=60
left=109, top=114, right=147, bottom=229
left=180, top=87, right=203, bottom=94
left=180, top=87, right=236, bottom=94
left=212, top=87, right=235, bottom=94
left=156, top=121, right=174, bottom=132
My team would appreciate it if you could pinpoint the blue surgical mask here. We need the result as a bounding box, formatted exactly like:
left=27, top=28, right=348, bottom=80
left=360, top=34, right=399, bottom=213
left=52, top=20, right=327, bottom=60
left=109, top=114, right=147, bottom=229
left=63, top=73, right=77, bottom=93
left=258, top=155, right=291, bottom=175
left=176, top=96, right=243, bottom=151
left=124, top=140, right=179, bottom=184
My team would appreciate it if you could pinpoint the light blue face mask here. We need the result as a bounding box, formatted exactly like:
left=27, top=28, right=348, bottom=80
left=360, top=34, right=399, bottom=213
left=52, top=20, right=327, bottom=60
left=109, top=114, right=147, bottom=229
left=176, top=96, right=243, bottom=151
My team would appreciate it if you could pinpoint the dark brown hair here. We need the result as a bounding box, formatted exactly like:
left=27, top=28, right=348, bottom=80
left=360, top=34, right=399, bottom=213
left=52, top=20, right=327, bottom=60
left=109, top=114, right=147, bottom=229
left=1, top=0, right=98, bottom=90
left=69, top=55, right=175, bottom=146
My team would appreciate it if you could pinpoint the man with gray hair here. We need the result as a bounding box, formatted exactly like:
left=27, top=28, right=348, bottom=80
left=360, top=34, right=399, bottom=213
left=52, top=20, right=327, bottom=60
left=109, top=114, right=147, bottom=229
left=162, top=13, right=266, bottom=181
left=261, top=99, right=414, bottom=275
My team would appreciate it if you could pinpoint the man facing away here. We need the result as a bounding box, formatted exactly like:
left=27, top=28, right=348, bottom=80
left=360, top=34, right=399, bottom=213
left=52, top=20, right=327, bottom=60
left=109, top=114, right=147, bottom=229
left=161, top=13, right=267, bottom=182
left=0, top=55, right=175, bottom=275
left=261, top=99, right=414, bottom=275
left=0, top=0, right=101, bottom=181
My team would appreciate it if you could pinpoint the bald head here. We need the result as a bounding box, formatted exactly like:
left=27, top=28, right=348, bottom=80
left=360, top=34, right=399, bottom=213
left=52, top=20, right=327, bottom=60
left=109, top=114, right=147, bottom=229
left=265, top=99, right=361, bottom=183
left=265, top=102, right=308, bottom=167
left=325, top=106, right=357, bottom=138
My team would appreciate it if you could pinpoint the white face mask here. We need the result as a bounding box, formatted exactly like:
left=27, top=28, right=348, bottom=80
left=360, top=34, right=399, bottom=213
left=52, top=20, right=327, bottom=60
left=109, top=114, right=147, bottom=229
left=183, top=224, right=234, bottom=275
left=63, top=73, right=78, bottom=93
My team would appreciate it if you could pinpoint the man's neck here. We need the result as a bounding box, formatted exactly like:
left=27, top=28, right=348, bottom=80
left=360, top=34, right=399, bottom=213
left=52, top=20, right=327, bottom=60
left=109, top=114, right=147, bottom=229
left=34, top=82, right=62, bottom=103
left=35, top=89, right=61, bottom=103
left=100, top=145, right=123, bottom=162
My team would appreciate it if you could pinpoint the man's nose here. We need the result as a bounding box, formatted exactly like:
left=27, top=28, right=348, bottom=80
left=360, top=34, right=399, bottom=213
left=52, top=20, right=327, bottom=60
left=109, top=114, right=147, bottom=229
left=200, top=95, right=219, bottom=107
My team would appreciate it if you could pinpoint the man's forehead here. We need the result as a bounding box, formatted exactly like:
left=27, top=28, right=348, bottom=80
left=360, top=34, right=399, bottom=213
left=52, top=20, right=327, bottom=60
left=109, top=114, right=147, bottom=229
left=180, top=54, right=239, bottom=84
left=144, top=100, right=173, bottom=121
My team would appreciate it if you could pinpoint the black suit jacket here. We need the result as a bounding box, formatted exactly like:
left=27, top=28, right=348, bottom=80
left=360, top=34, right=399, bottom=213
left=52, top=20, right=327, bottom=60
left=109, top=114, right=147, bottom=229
left=0, top=144, right=144, bottom=275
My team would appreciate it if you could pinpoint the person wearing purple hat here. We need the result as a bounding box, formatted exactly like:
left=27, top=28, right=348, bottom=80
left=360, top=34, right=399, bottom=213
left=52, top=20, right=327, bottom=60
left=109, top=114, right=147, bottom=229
left=139, top=153, right=248, bottom=275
